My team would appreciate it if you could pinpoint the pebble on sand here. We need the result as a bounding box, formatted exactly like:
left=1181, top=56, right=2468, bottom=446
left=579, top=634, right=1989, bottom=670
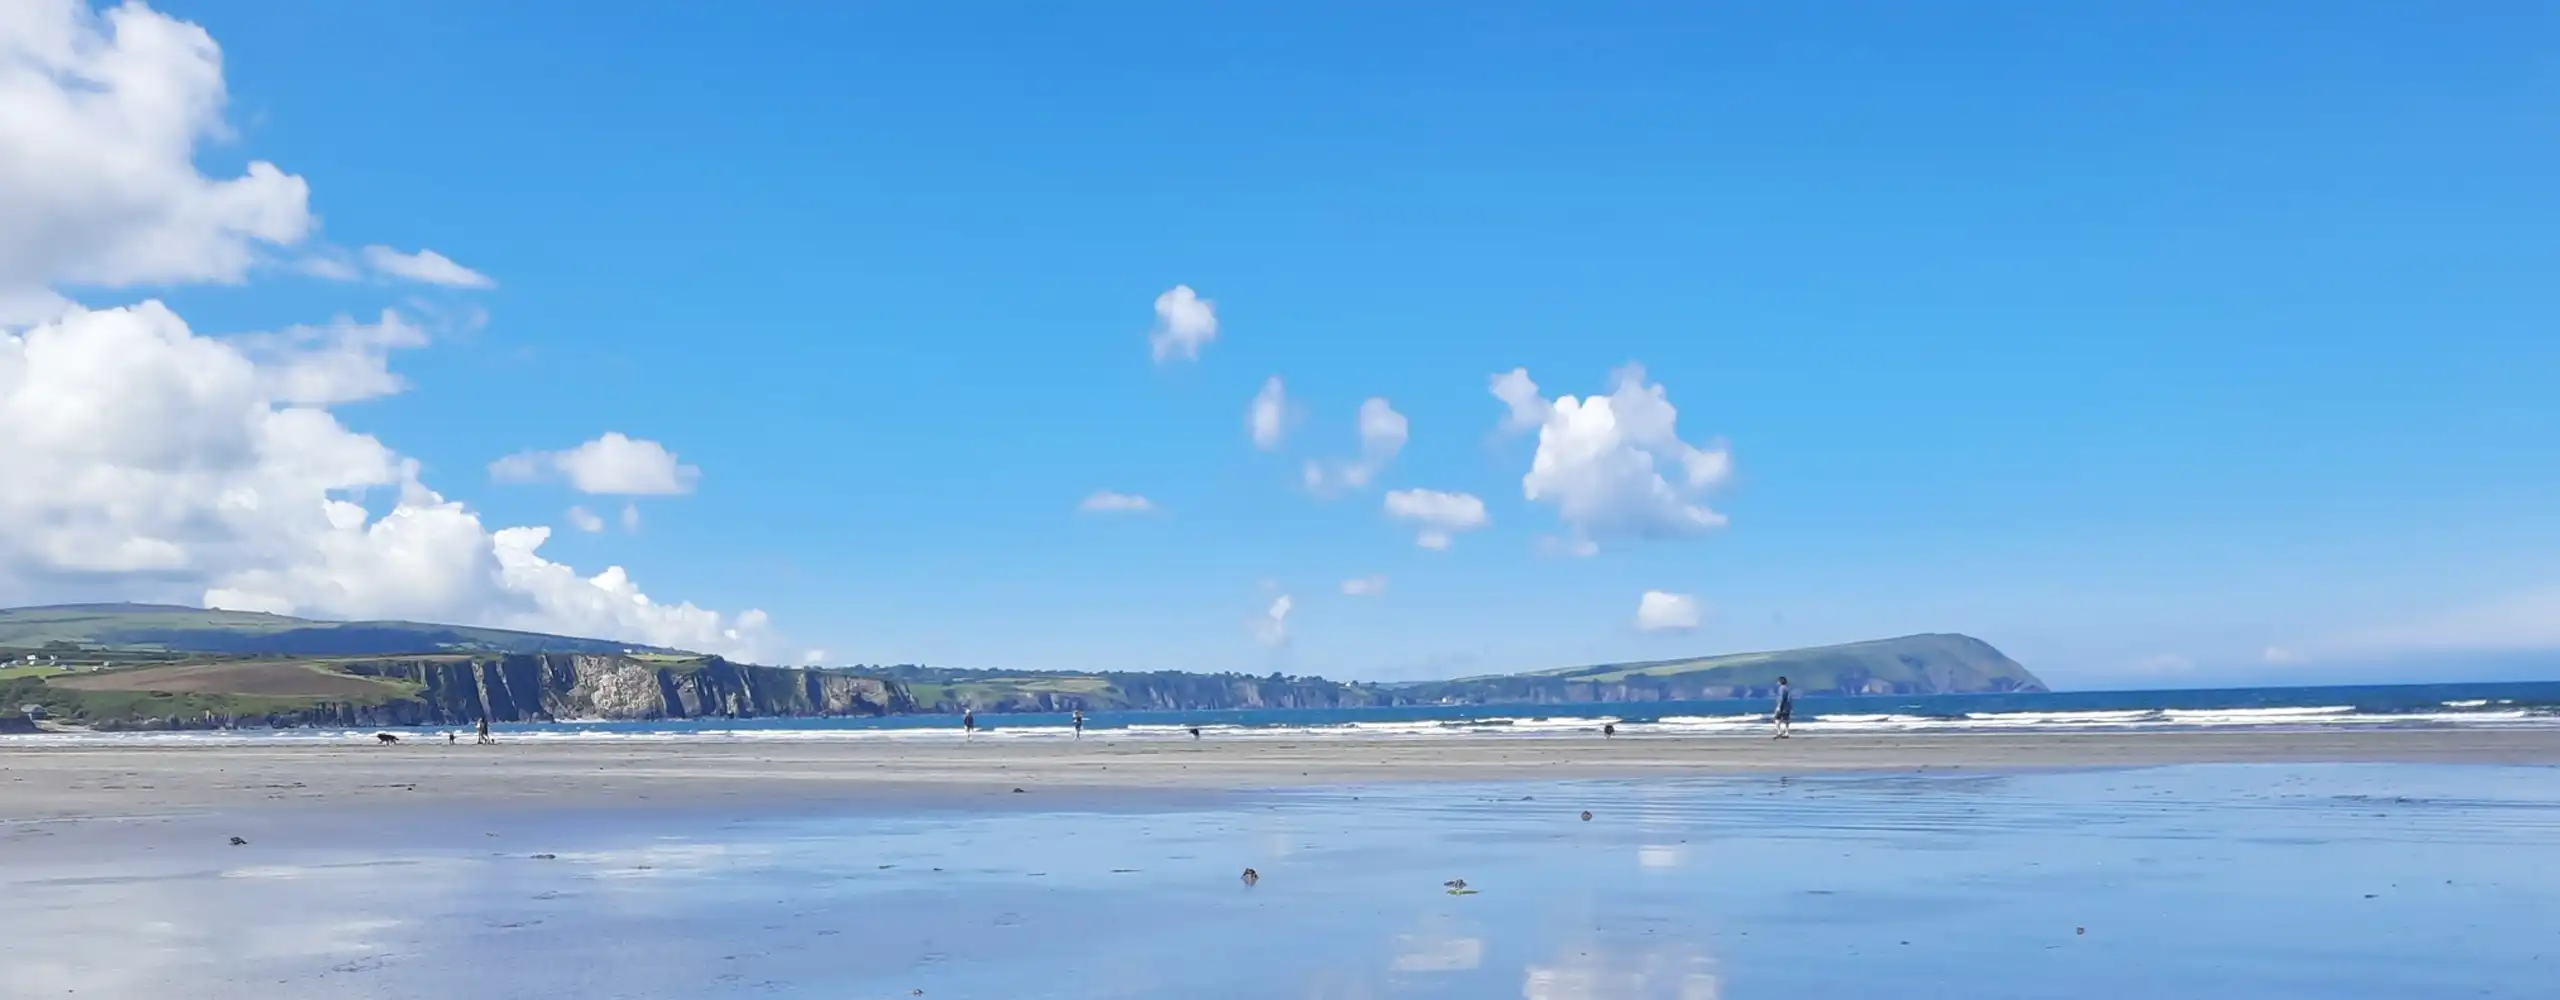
left=1240, top=868, right=1259, bottom=885
left=1580, top=810, right=1593, bottom=821
left=227, top=836, right=247, bottom=846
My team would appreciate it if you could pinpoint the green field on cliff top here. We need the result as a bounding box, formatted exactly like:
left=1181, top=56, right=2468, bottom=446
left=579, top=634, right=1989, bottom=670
left=1, top=604, right=2045, bottom=724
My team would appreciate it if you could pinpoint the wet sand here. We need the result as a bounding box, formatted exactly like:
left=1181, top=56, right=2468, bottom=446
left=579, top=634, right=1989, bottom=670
left=5, top=727, right=2558, bottom=819
left=5, top=763, right=2556, bottom=999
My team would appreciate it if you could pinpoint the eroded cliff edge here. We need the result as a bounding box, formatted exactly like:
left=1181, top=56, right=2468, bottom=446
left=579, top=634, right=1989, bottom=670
left=91, top=655, right=915, bottom=730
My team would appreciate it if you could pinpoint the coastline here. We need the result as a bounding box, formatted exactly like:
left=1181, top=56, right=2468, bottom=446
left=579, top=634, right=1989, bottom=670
left=6, top=727, right=2557, bottom=821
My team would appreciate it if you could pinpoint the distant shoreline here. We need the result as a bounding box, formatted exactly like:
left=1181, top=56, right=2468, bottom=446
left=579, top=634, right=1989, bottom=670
left=5, top=728, right=2556, bottom=823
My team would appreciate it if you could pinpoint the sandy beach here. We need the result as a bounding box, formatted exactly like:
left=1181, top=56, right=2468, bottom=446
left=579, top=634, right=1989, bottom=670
left=6, top=727, right=2558, bottom=820
left=6, top=746, right=2559, bottom=999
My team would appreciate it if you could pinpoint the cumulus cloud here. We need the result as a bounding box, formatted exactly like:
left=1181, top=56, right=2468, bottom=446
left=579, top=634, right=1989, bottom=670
left=490, top=433, right=700, bottom=495
left=1490, top=368, right=1545, bottom=431
left=1253, top=594, right=1293, bottom=646
left=0, top=1, right=314, bottom=306
left=0, top=303, right=771, bottom=657
left=228, top=310, right=428, bottom=406
left=358, top=246, right=493, bottom=288
left=1148, top=284, right=1216, bottom=363
left=0, top=5, right=771, bottom=659
left=1384, top=488, right=1489, bottom=550
left=1635, top=591, right=1703, bottom=631
left=1340, top=575, right=1387, bottom=597
left=1495, top=364, right=1731, bottom=552
left=1248, top=375, right=1289, bottom=450
left=1077, top=490, right=1156, bottom=514
left=565, top=506, right=605, bottom=533
left=1303, top=397, right=1409, bottom=495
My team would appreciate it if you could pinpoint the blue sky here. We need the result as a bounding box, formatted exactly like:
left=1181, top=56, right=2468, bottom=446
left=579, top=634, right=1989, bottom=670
left=9, top=2, right=2557, bottom=688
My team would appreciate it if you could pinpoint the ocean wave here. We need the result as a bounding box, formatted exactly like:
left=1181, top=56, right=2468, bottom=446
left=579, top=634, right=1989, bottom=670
left=8, top=696, right=2557, bottom=745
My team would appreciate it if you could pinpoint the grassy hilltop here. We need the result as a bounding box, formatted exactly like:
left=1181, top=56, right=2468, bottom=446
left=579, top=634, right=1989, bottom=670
left=0, top=604, right=2044, bottom=728
left=1391, top=633, right=2045, bottom=704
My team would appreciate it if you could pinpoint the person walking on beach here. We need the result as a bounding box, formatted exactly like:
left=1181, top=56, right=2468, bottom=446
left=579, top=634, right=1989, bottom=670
left=474, top=716, right=493, bottom=745
left=1772, top=677, right=1794, bottom=739
left=1071, top=709, right=1084, bottom=740
left=963, top=708, right=977, bottom=738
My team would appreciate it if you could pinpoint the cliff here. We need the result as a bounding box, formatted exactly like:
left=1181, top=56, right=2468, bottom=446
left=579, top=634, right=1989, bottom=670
left=7, top=655, right=913, bottom=731
left=890, top=667, right=1400, bottom=714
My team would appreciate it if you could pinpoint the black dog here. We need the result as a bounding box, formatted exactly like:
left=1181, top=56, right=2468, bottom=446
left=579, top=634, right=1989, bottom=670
left=374, top=732, right=400, bottom=745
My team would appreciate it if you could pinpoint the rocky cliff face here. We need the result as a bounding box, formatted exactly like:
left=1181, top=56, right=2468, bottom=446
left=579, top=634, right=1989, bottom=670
left=113, top=655, right=915, bottom=730
left=908, top=673, right=1399, bottom=713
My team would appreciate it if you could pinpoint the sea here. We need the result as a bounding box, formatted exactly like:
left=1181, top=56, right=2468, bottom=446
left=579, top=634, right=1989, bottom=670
left=12, top=679, right=2558, bottom=743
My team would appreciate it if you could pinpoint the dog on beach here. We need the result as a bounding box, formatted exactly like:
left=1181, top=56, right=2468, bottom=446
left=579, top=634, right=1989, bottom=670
left=374, top=732, right=400, bottom=745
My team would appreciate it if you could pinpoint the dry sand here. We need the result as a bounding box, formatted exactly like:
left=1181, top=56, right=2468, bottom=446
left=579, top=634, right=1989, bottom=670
left=6, top=727, right=2558, bottom=821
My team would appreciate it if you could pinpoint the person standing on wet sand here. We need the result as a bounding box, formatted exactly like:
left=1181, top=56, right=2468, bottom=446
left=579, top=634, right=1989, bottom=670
left=1071, top=709, right=1084, bottom=740
left=1772, top=676, right=1794, bottom=739
left=963, top=708, right=976, bottom=738
left=474, top=716, right=493, bottom=745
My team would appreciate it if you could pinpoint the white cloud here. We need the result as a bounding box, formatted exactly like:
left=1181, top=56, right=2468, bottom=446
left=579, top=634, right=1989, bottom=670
left=565, top=506, right=605, bottom=533
left=800, top=649, right=828, bottom=665
left=490, top=432, right=700, bottom=495
left=229, top=310, right=428, bottom=406
left=0, top=303, right=772, bottom=658
left=1340, top=575, right=1386, bottom=597
left=1383, top=488, right=1489, bottom=550
left=1490, top=367, right=1545, bottom=431
left=1635, top=590, right=1703, bottom=632
left=0, top=1, right=314, bottom=306
left=1253, top=593, right=1293, bottom=646
left=1148, top=284, right=1216, bottom=363
left=1496, top=364, right=1731, bottom=552
left=0, top=8, right=771, bottom=660
left=619, top=502, right=641, bottom=533
left=1303, top=396, right=1409, bottom=494
left=1077, top=490, right=1156, bottom=514
left=1248, top=375, right=1289, bottom=450
left=2271, top=587, right=2560, bottom=665
left=359, top=246, right=493, bottom=289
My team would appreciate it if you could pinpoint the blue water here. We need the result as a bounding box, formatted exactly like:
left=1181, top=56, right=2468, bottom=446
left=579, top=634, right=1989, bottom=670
left=14, top=680, right=2556, bottom=743
left=514, top=679, right=2560, bottom=740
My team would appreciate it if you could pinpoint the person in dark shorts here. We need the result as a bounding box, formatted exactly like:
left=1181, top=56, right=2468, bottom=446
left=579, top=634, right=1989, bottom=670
left=1071, top=709, right=1085, bottom=740
left=963, top=709, right=977, bottom=738
left=1772, top=676, right=1794, bottom=739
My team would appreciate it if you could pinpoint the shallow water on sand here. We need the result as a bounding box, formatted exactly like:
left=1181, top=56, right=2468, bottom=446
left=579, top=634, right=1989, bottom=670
left=4, top=764, right=2557, bottom=999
